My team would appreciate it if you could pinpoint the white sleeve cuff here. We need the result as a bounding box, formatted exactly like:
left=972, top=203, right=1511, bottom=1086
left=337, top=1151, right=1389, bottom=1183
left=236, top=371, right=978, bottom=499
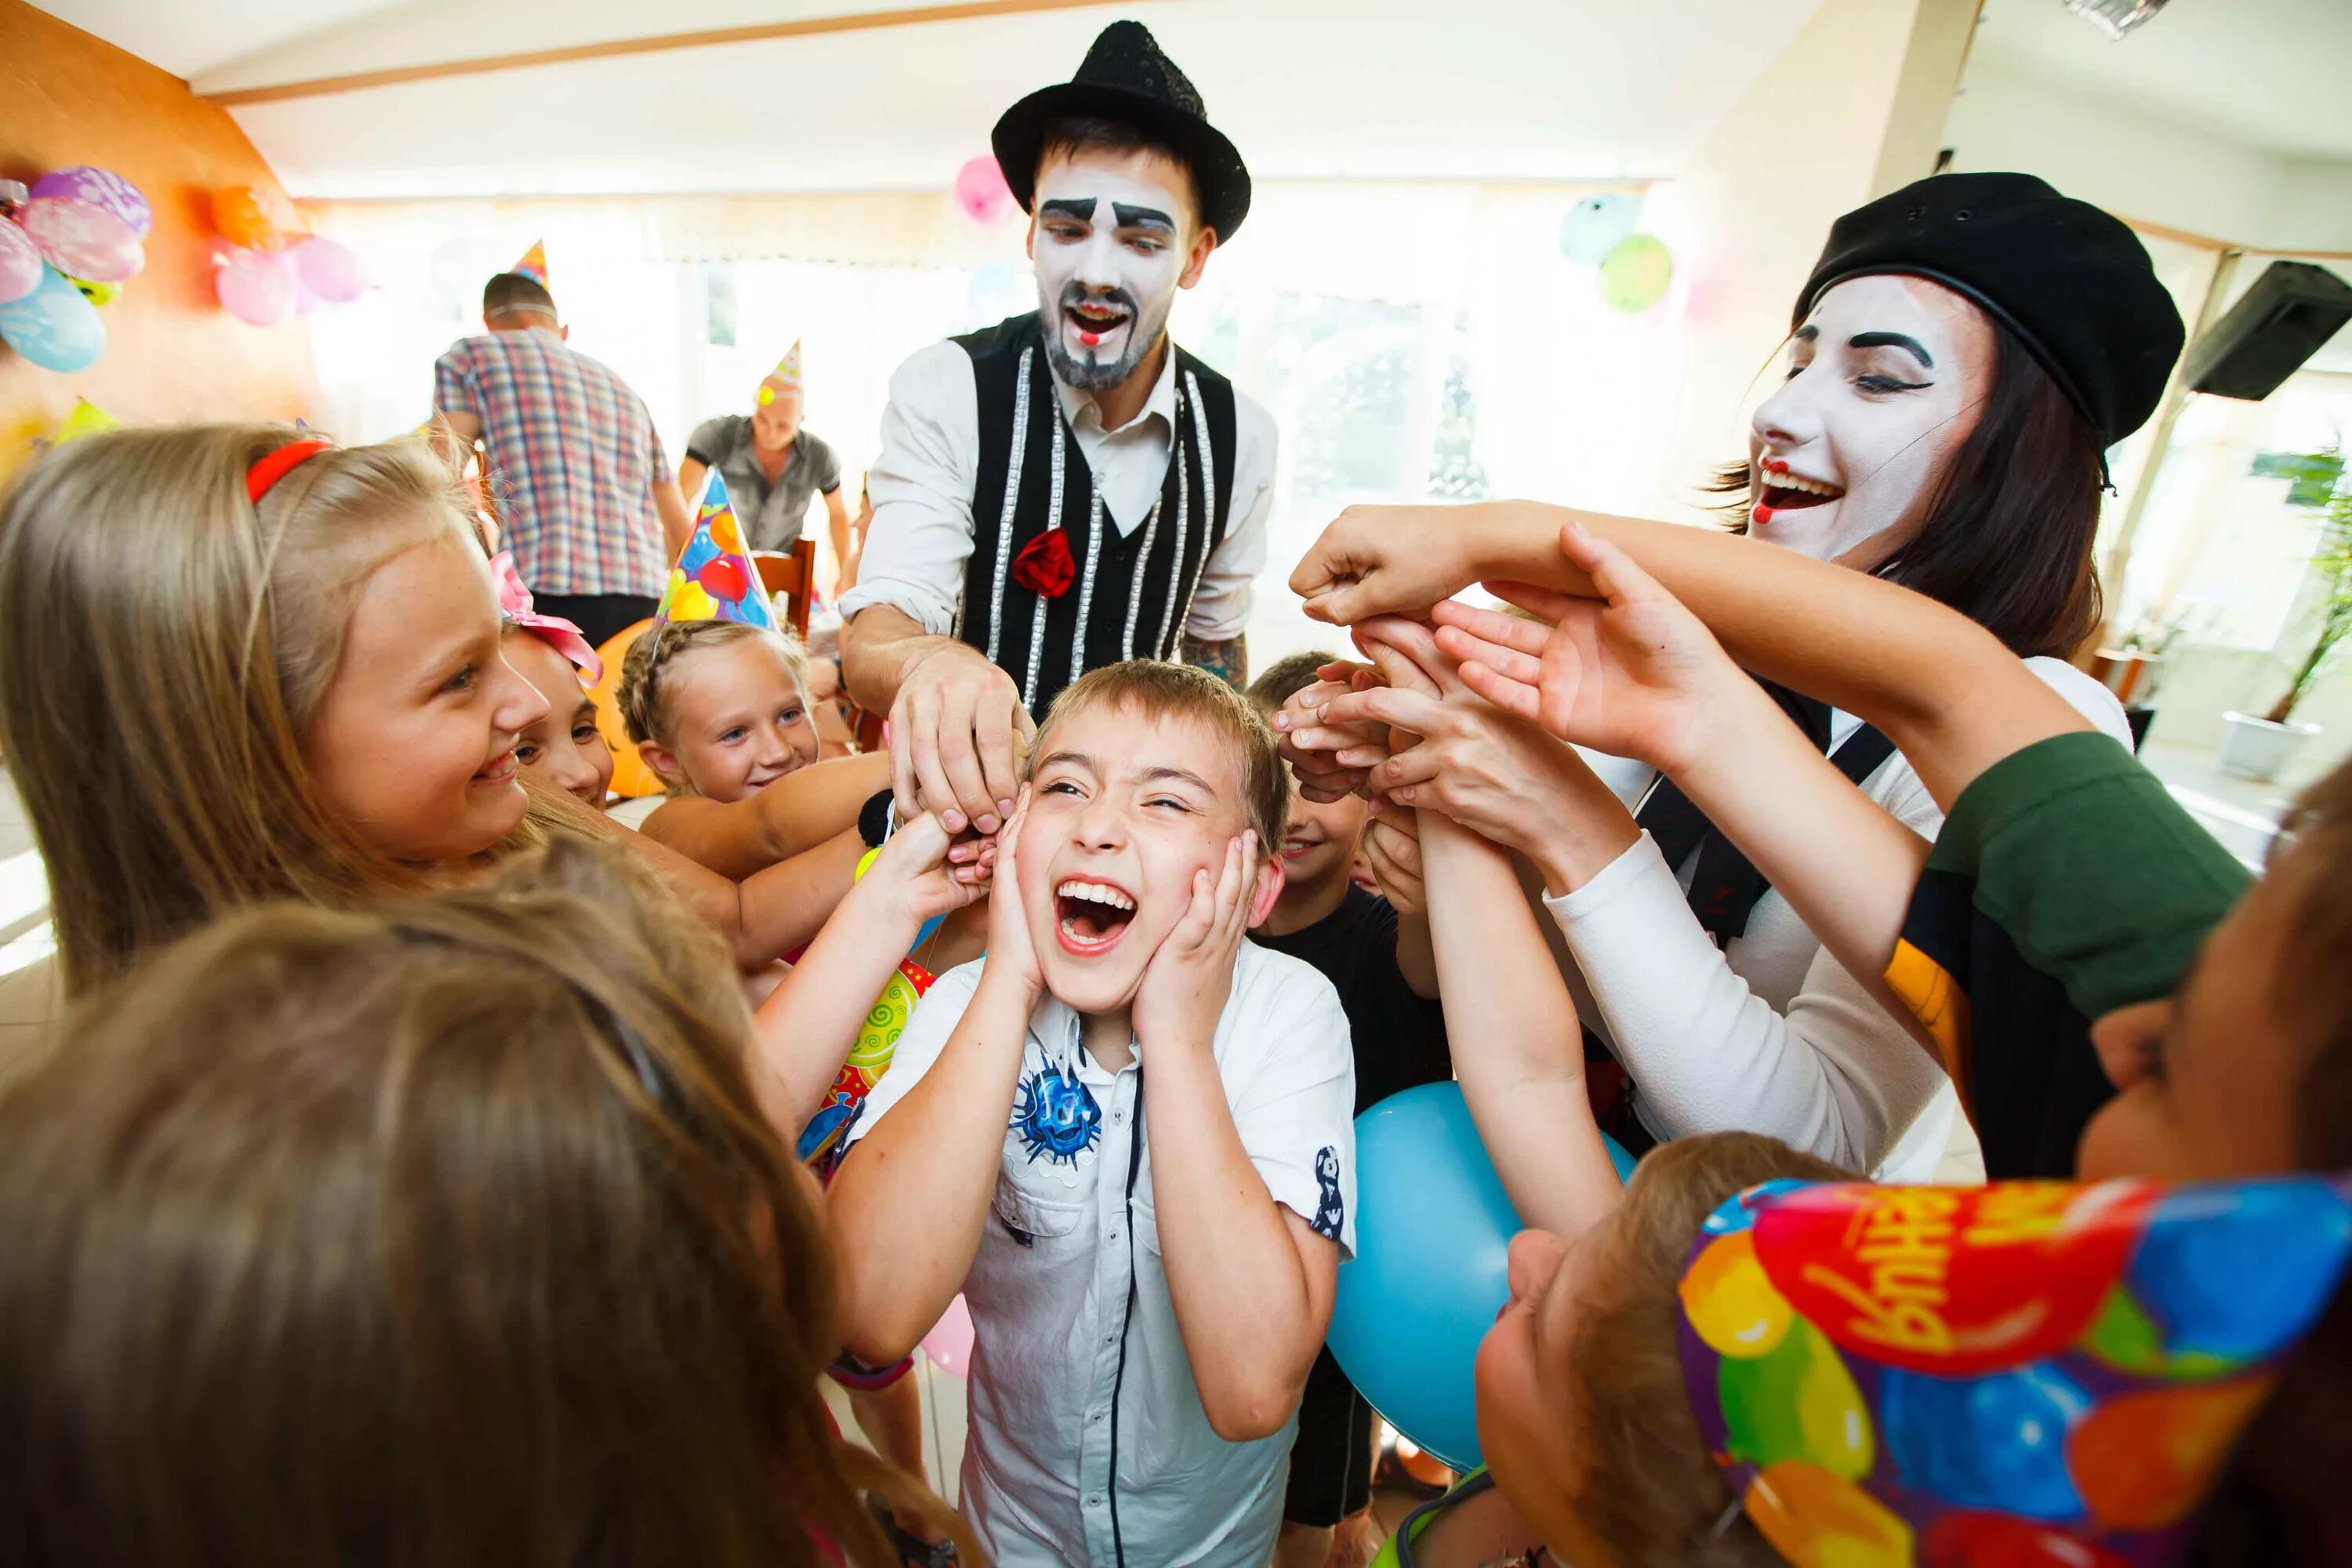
left=1541, top=830, right=1679, bottom=931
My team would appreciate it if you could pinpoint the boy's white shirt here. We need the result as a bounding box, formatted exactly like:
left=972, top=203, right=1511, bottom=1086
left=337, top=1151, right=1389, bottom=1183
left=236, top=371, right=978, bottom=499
left=843, top=939, right=1357, bottom=1568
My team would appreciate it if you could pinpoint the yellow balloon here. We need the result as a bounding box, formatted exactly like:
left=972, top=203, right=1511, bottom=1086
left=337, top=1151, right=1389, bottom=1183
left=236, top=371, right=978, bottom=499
left=1744, top=1461, right=1912, bottom=1568
left=1679, top=1231, right=1795, bottom=1358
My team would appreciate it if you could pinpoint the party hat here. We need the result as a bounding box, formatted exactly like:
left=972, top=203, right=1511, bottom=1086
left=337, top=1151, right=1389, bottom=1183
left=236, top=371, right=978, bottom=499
left=653, top=469, right=778, bottom=630
left=510, top=240, right=547, bottom=287
left=53, top=397, right=120, bottom=443
left=1678, top=1174, right=2352, bottom=1566
left=757, top=339, right=804, bottom=406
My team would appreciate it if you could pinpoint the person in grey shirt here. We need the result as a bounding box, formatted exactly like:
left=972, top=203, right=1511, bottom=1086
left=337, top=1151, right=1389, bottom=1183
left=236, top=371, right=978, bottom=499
left=679, top=343, right=850, bottom=557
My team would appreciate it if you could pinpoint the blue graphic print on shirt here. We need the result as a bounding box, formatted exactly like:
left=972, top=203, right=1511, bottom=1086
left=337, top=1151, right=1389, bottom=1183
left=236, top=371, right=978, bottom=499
left=1311, top=1145, right=1345, bottom=1241
left=1011, top=1063, right=1103, bottom=1167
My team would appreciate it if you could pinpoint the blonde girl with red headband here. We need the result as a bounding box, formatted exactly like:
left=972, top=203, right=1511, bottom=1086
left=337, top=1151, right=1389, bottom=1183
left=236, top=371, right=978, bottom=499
left=0, top=425, right=990, bottom=1138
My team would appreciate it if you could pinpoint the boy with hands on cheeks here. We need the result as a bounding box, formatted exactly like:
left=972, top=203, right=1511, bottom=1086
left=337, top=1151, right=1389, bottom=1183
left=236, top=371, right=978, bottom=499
left=828, top=662, right=1356, bottom=1568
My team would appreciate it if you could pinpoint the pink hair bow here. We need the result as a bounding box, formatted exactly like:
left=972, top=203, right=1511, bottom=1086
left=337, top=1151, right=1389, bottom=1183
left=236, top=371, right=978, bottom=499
left=492, top=550, right=603, bottom=683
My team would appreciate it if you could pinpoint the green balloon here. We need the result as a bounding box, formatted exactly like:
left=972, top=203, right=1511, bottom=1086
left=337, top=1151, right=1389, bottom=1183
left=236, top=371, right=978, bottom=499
left=1716, top=1316, right=1873, bottom=1480
left=1597, top=233, right=1673, bottom=313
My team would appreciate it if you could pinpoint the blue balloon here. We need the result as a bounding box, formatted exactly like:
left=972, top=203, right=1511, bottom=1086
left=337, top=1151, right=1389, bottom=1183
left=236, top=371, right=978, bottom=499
left=1879, top=1363, right=2092, bottom=1522
left=1327, top=1082, right=1633, bottom=1472
left=2129, top=1178, right=2352, bottom=1362
left=1557, top=191, right=1642, bottom=266
left=0, top=263, right=106, bottom=372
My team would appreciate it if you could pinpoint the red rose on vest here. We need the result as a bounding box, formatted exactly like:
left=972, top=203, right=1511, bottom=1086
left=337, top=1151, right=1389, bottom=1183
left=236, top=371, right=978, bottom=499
left=1011, top=528, right=1076, bottom=598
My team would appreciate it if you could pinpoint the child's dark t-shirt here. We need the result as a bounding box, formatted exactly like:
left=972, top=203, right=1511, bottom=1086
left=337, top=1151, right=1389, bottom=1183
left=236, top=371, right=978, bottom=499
left=1254, top=885, right=1450, bottom=1117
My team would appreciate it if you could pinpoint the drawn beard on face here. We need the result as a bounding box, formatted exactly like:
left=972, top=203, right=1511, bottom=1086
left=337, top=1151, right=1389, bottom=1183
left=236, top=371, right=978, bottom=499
left=1040, top=276, right=1174, bottom=392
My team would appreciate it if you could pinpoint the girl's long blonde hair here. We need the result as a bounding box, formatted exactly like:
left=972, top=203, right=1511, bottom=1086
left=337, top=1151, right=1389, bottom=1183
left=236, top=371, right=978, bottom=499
left=0, top=837, right=974, bottom=1566
left=0, top=425, right=492, bottom=993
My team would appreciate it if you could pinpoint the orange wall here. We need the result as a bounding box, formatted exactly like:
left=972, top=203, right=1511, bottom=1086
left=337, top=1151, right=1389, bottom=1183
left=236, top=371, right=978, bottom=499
left=1, top=0, right=318, bottom=478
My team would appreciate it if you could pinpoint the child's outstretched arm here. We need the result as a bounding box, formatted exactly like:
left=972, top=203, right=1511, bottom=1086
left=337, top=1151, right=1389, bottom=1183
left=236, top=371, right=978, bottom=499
left=827, top=794, right=1045, bottom=1366
left=1135, top=832, right=1338, bottom=1443
left=637, top=751, right=891, bottom=880
left=1341, top=626, right=1625, bottom=1239
left=1360, top=810, right=1439, bottom=999
left=1423, top=526, right=1939, bottom=1033
left=1293, top=501, right=2089, bottom=812
left=745, top=813, right=993, bottom=1133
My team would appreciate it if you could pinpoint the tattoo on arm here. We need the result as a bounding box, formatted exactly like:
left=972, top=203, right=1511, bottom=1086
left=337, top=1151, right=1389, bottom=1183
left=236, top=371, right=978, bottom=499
left=1180, top=633, right=1248, bottom=689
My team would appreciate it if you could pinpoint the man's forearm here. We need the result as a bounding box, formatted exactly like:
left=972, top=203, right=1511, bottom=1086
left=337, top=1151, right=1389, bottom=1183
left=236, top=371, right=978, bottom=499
left=842, top=604, right=960, bottom=715
left=1180, top=633, right=1248, bottom=689
left=637, top=753, right=889, bottom=880
left=828, top=971, right=1036, bottom=1363
left=1144, top=1045, right=1322, bottom=1441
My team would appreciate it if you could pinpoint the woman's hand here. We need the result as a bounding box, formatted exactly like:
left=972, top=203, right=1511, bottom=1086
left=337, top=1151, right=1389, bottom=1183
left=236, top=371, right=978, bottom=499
left=1288, top=502, right=1501, bottom=626
left=1429, top=522, right=1748, bottom=779
left=1317, top=621, right=1639, bottom=896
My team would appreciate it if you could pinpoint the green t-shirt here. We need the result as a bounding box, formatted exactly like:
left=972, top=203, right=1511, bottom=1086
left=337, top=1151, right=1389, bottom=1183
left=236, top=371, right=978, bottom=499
left=1885, top=731, right=2251, bottom=1177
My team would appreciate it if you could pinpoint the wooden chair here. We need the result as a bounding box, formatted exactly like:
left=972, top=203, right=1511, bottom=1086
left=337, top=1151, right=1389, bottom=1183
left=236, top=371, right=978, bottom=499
left=751, top=541, right=816, bottom=641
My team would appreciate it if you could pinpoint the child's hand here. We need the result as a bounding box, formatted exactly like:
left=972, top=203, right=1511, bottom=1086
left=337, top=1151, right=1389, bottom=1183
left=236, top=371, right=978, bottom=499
left=862, top=811, right=996, bottom=924
left=980, top=787, right=1044, bottom=998
left=1430, top=522, right=1742, bottom=779
left=1133, top=830, right=1261, bottom=1055
left=1359, top=811, right=1425, bottom=916
left=1274, top=662, right=1388, bottom=803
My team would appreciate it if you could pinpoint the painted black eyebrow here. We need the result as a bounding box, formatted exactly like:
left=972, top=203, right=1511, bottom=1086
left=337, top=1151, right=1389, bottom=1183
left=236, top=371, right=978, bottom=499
left=1112, top=203, right=1175, bottom=232
left=1849, top=331, right=1934, bottom=369
left=1040, top=198, right=1096, bottom=222
left=1792, top=325, right=1819, bottom=343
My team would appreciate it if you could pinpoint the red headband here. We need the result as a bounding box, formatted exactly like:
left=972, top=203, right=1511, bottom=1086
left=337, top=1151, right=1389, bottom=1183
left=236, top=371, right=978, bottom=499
left=245, top=439, right=335, bottom=503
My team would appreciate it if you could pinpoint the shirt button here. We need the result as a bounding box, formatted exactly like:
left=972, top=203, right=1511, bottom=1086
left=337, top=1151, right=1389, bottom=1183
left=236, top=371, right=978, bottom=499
left=1107, top=1228, right=1119, bottom=1242
left=1087, top=1494, right=1104, bottom=1508
left=1089, top=1410, right=1105, bottom=1425
left=1104, top=1333, right=1116, bottom=1346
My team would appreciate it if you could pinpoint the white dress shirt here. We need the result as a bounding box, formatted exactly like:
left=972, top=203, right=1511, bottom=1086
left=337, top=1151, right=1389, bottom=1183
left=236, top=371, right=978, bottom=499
left=840, top=336, right=1277, bottom=644
left=844, top=943, right=1356, bottom=1568
left=1541, top=657, right=2133, bottom=1184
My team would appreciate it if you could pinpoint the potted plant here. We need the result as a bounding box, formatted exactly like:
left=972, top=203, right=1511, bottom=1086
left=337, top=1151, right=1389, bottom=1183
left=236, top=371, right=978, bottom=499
left=2220, top=453, right=2352, bottom=781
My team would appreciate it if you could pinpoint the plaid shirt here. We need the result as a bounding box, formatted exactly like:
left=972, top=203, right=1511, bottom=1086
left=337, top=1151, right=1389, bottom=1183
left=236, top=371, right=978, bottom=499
left=434, top=331, right=671, bottom=597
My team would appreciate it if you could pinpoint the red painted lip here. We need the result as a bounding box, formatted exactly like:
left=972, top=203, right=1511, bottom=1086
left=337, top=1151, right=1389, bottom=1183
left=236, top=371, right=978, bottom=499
left=1751, top=503, right=1776, bottom=527
left=1760, top=458, right=1791, bottom=474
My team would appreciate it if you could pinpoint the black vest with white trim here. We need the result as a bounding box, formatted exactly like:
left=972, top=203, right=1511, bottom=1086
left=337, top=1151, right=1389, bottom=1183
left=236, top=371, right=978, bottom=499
left=953, top=311, right=1238, bottom=719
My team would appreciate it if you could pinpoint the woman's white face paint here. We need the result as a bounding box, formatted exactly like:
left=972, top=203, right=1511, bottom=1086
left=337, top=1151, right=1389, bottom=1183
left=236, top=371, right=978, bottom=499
left=1746, top=274, right=1995, bottom=568
left=1030, top=151, right=1193, bottom=394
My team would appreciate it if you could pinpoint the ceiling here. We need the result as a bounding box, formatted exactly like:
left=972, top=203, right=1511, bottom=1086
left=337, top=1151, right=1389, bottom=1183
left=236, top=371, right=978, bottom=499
left=1966, top=0, right=2352, bottom=163
left=32, top=0, right=1827, bottom=198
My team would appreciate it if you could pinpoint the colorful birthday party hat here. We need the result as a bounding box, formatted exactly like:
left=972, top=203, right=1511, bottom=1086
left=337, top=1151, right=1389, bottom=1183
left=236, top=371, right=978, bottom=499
left=1677, top=1174, right=2352, bottom=1566
left=653, top=469, right=779, bottom=630
left=756, top=339, right=804, bottom=406
left=510, top=240, right=548, bottom=287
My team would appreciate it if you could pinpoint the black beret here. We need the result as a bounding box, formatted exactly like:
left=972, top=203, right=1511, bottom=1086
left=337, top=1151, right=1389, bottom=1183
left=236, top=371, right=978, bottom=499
left=1797, top=172, right=2183, bottom=447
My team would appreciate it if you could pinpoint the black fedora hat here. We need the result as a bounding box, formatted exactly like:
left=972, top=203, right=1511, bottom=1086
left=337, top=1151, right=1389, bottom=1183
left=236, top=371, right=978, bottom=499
left=992, top=20, right=1251, bottom=241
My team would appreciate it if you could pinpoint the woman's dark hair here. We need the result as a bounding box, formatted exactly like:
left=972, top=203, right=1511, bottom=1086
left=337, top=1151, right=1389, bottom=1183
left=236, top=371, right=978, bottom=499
left=1708, top=317, right=2105, bottom=660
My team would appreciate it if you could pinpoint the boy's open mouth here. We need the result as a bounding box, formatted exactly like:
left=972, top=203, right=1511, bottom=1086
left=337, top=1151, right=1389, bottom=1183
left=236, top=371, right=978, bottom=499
left=1055, top=877, right=1138, bottom=956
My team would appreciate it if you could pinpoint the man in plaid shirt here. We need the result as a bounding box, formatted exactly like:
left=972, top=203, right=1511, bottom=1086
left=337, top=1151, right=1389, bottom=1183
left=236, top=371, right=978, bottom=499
left=432, top=268, right=693, bottom=648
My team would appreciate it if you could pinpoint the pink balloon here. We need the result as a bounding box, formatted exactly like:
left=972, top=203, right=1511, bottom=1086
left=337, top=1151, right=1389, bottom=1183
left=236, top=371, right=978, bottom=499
left=919, top=1294, right=975, bottom=1379
left=18, top=196, right=143, bottom=283
left=278, top=250, right=321, bottom=317
left=29, top=166, right=152, bottom=239
left=954, top=154, right=1013, bottom=225
left=0, top=220, right=41, bottom=306
left=216, top=247, right=295, bottom=326
left=290, top=236, right=366, bottom=304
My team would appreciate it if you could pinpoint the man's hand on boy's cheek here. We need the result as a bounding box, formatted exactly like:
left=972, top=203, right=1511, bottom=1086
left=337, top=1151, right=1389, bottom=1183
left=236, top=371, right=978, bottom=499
left=1134, top=833, right=1275, bottom=1053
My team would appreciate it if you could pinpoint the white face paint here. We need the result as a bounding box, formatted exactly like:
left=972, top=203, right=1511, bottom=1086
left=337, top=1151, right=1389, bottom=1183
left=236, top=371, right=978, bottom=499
left=1030, top=151, right=1193, bottom=394
left=1746, top=274, right=1996, bottom=568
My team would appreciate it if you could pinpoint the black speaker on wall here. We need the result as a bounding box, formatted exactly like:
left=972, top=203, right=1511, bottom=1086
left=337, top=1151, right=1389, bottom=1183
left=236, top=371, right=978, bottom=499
left=2183, top=261, right=2352, bottom=401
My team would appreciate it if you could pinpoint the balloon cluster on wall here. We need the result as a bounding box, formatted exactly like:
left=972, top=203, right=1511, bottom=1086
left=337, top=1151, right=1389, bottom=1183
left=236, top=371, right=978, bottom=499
left=209, top=183, right=368, bottom=327
left=0, top=166, right=152, bottom=372
left=1559, top=191, right=1675, bottom=314
left=953, top=155, right=1015, bottom=226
